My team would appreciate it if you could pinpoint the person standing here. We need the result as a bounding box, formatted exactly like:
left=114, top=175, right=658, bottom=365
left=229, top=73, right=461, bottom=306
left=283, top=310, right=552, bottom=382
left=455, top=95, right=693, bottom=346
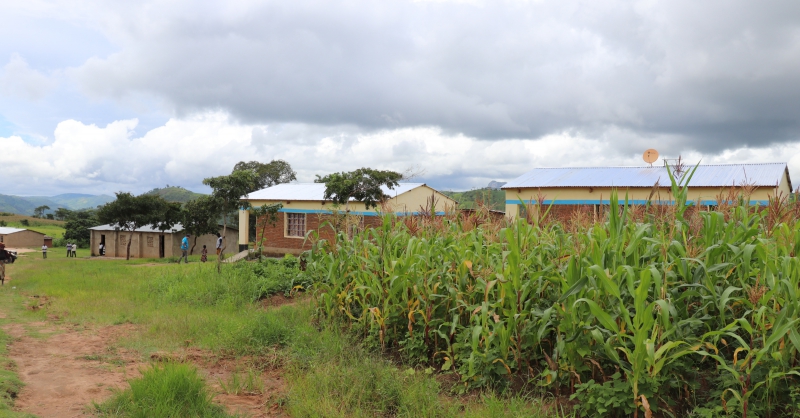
left=66, top=242, right=71, bottom=257
left=71, top=243, right=77, bottom=257
left=215, top=233, right=223, bottom=256
left=179, top=234, right=190, bottom=264
left=41, top=244, right=48, bottom=259
left=0, top=243, right=9, bottom=285
left=99, top=243, right=105, bottom=256
left=201, top=245, right=208, bottom=263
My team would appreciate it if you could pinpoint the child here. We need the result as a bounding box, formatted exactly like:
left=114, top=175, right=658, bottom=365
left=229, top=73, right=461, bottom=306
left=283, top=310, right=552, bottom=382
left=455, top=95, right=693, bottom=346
left=201, top=245, right=208, bottom=263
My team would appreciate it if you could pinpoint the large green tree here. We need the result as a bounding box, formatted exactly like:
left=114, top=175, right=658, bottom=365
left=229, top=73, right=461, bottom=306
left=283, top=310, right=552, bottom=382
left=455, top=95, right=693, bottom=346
left=33, top=205, right=51, bottom=218
left=63, top=209, right=98, bottom=248
left=232, top=160, right=297, bottom=193
left=182, top=195, right=221, bottom=255
left=203, top=170, right=257, bottom=270
left=96, top=192, right=167, bottom=260
left=54, top=208, right=72, bottom=221
left=315, top=168, right=403, bottom=210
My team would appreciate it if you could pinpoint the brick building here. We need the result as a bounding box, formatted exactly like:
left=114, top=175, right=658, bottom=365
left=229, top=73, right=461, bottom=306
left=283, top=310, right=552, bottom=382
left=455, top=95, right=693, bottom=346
left=88, top=223, right=238, bottom=258
left=0, top=227, right=47, bottom=248
left=240, top=183, right=457, bottom=256
left=503, top=163, right=793, bottom=220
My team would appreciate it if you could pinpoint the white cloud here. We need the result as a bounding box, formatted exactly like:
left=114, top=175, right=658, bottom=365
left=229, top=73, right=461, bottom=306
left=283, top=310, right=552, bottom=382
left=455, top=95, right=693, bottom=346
left=0, top=54, right=57, bottom=100
left=3, top=112, right=800, bottom=196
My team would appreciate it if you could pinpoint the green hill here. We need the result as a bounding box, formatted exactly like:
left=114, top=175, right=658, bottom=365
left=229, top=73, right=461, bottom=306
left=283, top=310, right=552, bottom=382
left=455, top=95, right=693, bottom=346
left=48, top=193, right=114, bottom=210
left=442, top=188, right=505, bottom=211
left=143, top=186, right=205, bottom=203
left=0, top=194, right=47, bottom=215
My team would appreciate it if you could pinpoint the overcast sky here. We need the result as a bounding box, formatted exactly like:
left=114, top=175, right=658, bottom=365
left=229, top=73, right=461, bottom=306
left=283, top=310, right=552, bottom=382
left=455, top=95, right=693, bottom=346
left=3, top=0, right=800, bottom=196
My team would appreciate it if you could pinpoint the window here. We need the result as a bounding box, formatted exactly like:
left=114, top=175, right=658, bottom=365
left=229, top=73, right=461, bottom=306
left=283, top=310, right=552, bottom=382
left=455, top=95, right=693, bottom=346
left=286, top=213, right=306, bottom=237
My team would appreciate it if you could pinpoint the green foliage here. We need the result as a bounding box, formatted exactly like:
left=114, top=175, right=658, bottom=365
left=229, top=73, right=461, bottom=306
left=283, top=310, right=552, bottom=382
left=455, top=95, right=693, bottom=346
left=251, top=203, right=283, bottom=256
left=315, top=167, right=403, bottom=209
left=306, top=176, right=800, bottom=416
left=571, top=375, right=638, bottom=417
left=232, top=160, right=297, bottom=193
left=182, top=196, right=222, bottom=254
left=0, top=220, right=5, bottom=227
left=19, top=219, right=28, bottom=226
left=203, top=170, right=257, bottom=265
left=32, top=205, right=50, bottom=218
left=443, top=188, right=505, bottom=211
left=150, top=255, right=308, bottom=307
left=95, top=362, right=232, bottom=417
left=143, top=186, right=205, bottom=203
left=97, top=192, right=169, bottom=259
left=63, top=209, right=98, bottom=248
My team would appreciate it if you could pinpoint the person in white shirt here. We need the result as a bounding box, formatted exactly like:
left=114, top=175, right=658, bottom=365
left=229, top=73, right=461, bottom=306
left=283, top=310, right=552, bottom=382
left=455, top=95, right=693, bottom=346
left=41, top=244, right=48, bottom=259
left=215, top=233, right=223, bottom=256
left=66, top=243, right=71, bottom=257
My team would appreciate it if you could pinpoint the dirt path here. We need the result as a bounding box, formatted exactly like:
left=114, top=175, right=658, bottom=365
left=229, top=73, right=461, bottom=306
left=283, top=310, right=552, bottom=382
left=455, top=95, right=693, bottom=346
left=5, top=321, right=144, bottom=417
left=3, top=317, right=286, bottom=417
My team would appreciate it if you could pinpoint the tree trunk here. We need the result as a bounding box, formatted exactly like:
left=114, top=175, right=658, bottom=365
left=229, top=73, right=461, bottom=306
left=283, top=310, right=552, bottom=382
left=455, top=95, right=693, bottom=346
left=190, top=236, right=197, bottom=255
left=126, top=230, right=132, bottom=260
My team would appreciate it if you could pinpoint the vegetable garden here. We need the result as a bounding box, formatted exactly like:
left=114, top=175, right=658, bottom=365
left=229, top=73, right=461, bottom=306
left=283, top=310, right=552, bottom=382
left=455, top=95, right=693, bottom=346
left=304, top=172, right=800, bottom=417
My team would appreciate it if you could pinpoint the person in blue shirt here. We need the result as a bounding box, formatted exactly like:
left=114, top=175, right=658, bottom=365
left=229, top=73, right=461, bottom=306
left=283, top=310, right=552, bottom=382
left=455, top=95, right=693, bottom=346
left=179, top=234, right=190, bottom=264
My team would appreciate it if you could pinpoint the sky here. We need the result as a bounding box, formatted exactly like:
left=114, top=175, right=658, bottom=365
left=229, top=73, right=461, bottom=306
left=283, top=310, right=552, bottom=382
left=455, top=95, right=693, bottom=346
left=3, top=0, right=800, bottom=196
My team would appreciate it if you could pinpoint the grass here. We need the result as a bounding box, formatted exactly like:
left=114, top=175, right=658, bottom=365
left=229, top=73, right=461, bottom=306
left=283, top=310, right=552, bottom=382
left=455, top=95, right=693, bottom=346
left=0, top=252, right=567, bottom=417
left=0, top=328, right=34, bottom=418
left=94, top=362, right=234, bottom=418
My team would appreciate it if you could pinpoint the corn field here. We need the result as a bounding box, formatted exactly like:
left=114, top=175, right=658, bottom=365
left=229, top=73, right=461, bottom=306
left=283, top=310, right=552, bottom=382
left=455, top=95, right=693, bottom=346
left=304, top=172, right=800, bottom=417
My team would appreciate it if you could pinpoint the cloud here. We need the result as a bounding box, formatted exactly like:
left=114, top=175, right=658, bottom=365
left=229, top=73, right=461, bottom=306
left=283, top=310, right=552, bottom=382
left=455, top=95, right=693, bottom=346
left=0, top=54, right=57, bottom=100
left=2, top=112, right=800, bottom=196
left=56, top=0, right=800, bottom=152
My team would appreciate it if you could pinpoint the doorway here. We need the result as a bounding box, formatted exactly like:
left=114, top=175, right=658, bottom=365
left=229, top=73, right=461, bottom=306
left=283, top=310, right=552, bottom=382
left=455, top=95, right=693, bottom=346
left=159, top=235, right=165, bottom=258
left=100, top=234, right=106, bottom=256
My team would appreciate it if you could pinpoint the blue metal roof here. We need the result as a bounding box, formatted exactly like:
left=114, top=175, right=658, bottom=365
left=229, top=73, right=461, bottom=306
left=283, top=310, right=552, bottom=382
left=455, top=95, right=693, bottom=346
left=503, top=163, right=791, bottom=189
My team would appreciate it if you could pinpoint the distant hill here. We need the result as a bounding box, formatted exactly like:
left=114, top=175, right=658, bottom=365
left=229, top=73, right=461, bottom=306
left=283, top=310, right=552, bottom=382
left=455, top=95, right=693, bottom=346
left=0, top=194, right=44, bottom=215
left=442, top=188, right=505, bottom=211
left=31, top=193, right=114, bottom=210
left=143, top=186, right=205, bottom=203
left=0, top=193, right=114, bottom=216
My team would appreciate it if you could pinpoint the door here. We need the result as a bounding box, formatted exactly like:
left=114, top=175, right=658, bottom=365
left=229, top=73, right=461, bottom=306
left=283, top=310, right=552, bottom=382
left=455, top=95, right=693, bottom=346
left=159, top=235, right=165, bottom=258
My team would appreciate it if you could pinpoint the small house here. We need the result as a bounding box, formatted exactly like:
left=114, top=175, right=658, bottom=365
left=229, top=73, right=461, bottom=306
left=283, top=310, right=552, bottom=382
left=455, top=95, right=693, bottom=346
left=0, top=227, right=47, bottom=248
left=240, top=183, right=457, bottom=256
left=88, top=224, right=238, bottom=258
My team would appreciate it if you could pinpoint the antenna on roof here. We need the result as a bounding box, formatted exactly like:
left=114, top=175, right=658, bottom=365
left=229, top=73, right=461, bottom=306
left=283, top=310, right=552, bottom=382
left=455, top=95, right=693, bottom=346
left=643, top=149, right=659, bottom=167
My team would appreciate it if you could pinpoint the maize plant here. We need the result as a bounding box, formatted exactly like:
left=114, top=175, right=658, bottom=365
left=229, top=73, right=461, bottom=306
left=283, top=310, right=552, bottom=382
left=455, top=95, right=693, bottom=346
left=303, top=170, right=800, bottom=417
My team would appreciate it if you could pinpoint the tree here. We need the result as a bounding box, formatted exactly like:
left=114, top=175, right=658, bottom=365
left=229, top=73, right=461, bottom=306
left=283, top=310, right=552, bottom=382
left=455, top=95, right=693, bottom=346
left=33, top=205, right=51, bottom=218
left=203, top=170, right=257, bottom=271
left=251, top=203, right=283, bottom=259
left=54, top=208, right=73, bottom=221
left=315, top=168, right=403, bottom=210
left=96, top=192, right=166, bottom=260
left=232, top=160, right=297, bottom=193
left=182, top=195, right=220, bottom=255
left=152, top=200, right=183, bottom=256
left=63, top=210, right=98, bottom=248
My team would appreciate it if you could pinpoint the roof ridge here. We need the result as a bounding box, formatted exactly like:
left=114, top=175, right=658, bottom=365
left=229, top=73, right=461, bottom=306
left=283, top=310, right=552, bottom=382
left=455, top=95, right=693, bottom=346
left=519, top=162, right=787, bottom=170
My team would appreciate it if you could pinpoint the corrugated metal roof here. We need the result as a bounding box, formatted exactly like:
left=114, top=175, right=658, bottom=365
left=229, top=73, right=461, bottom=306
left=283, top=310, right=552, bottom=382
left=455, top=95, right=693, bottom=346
left=245, top=183, right=428, bottom=201
left=89, top=223, right=237, bottom=232
left=0, top=227, right=26, bottom=235
left=503, top=163, right=790, bottom=189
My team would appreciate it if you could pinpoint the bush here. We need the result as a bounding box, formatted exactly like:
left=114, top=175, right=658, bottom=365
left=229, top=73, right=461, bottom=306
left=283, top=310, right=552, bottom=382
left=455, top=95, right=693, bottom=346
left=95, top=362, right=232, bottom=417
left=19, top=219, right=28, bottom=226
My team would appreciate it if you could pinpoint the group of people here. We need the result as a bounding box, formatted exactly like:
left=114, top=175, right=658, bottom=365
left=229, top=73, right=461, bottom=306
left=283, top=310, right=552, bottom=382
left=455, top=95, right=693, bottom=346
left=66, top=243, right=78, bottom=257
left=178, top=232, right=223, bottom=264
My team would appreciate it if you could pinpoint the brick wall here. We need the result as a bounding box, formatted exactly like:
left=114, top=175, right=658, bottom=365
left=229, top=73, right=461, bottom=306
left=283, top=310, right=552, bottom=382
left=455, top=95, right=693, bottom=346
left=255, top=212, right=383, bottom=256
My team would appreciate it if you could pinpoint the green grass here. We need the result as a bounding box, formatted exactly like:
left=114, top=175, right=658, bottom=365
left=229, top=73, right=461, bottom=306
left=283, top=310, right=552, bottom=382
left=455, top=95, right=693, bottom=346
left=0, top=253, right=566, bottom=417
left=0, top=329, right=35, bottom=417
left=94, top=362, right=234, bottom=418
